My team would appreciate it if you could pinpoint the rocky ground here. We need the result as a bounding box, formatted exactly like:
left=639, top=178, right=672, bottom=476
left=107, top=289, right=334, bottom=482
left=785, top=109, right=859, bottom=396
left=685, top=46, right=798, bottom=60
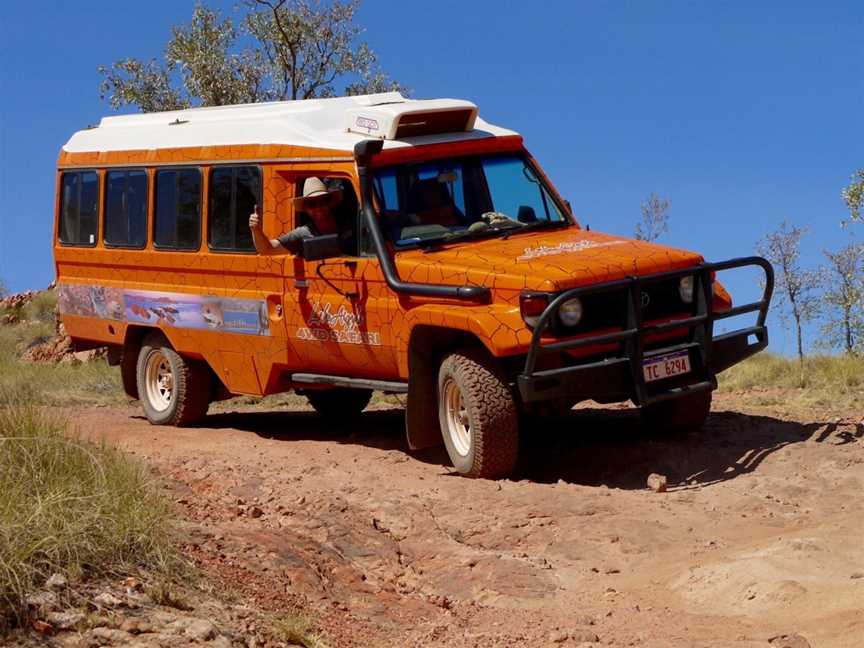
left=8, top=391, right=864, bottom=648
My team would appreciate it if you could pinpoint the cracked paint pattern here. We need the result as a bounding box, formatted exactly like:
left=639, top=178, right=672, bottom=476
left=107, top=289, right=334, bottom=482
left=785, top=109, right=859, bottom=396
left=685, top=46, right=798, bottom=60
left=54, top=140, right=733, bottom=396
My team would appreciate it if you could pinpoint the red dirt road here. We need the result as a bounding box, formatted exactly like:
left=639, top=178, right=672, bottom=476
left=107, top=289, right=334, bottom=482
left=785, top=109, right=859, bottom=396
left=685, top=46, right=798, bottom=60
left=67, top=392, right=863, bottom=648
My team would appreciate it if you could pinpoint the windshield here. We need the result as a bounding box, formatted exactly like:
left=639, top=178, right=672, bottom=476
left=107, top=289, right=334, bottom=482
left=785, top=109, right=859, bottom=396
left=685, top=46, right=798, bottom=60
left=372, top=154, right=569, bottom=248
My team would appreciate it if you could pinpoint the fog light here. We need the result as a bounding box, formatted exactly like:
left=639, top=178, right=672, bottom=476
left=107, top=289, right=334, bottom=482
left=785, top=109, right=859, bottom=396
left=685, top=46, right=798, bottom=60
left=558, top=297, right=583, bottom=327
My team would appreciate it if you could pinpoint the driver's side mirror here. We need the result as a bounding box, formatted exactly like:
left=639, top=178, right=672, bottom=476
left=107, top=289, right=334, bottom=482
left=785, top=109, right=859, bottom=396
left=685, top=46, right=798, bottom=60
left=301, top=234, right=341, bottom=261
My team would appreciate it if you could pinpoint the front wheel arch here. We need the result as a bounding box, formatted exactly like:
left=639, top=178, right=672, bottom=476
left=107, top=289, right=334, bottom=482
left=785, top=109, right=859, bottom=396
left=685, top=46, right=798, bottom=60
left=405, top=326, right=495, bottom=451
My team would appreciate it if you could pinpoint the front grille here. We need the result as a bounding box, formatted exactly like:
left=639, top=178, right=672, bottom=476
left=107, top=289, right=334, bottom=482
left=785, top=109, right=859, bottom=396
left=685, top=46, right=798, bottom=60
left=565, top=277, right=691, bottom=333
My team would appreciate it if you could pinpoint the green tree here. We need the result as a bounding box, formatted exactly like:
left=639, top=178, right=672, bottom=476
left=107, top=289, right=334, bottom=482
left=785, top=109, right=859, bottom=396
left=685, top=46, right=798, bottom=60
left=818, top=243, right=864, bottom=355
left=247, top=0, right=404, bottom=100
left=634, top=193, right=670, bottom=242
left=757, top=220, right=819, bottom=364
left=842, top=169, right=864, bottom=226
left=99, top=0, right=404, bottom=113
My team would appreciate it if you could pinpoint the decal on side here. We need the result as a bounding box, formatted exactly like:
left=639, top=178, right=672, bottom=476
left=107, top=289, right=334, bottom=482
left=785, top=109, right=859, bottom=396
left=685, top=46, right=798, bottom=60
left=58, top=283, right=270, bottom=336
left=295, top=301, right=381, bottom=346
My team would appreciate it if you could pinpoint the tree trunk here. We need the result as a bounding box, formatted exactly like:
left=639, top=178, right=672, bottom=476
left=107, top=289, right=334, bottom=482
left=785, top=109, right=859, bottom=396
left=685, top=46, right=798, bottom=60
left=844, top=307, right=854, bottom=355
left=794, top=315, right=804, bottom=365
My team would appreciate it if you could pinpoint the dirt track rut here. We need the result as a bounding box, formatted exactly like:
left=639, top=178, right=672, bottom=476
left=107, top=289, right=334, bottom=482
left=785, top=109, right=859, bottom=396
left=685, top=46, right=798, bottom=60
left=67, top=392, right=863, bottom=648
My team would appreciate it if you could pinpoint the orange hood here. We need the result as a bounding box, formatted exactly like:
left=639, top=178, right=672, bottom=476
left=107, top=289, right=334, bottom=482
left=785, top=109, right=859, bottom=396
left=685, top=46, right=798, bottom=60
left=394, top=227, right=704, bottom=293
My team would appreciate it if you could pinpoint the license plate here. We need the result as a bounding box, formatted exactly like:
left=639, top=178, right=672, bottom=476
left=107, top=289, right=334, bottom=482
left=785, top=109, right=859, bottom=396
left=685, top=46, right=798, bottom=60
left=643, top=350, right=691, bottom=383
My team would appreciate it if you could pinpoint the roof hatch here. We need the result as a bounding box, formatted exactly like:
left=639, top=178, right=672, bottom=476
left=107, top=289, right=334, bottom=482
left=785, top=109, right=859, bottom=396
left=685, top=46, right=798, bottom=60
left=344, top=98, right=478, bottom=140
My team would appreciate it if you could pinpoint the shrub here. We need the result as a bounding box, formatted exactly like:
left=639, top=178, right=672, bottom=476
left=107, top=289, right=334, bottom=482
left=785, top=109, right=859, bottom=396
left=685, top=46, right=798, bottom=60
left=0, top=396, right=176, bottom=632
left=22, top=289, right=57, bottom=324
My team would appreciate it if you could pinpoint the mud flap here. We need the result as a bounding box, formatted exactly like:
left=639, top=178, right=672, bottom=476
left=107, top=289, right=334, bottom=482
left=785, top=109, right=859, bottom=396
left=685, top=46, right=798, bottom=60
left=120, top=349, right=139, bottom=400
left=405, top=345, right=443, bottom=450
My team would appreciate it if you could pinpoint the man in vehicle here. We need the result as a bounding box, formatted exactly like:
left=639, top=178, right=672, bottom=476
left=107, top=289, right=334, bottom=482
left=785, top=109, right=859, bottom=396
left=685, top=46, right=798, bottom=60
left=249, top=176, right=343, bottom=255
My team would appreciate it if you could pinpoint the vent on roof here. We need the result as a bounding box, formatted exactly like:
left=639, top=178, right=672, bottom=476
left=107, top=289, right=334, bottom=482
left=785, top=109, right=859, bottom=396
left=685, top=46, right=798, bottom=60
left=393, top=109, right=475, bottom=139
left=345, top=99, right=478, bottom=140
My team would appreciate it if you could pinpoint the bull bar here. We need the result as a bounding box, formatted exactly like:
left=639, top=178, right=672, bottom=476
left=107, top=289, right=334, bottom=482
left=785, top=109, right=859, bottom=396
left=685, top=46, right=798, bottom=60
left=517, top=256, right=774, bottom=407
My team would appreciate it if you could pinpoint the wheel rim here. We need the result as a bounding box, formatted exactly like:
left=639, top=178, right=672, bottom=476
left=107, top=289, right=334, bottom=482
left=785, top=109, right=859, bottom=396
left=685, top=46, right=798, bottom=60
left=144, top=350, right=174, bottom=412
left=442, top=378, right=471, bottom=457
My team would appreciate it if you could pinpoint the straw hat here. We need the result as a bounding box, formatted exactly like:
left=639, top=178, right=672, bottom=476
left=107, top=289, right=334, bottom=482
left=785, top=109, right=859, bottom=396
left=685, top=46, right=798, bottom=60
left=292, top=177, right=343, bottom=210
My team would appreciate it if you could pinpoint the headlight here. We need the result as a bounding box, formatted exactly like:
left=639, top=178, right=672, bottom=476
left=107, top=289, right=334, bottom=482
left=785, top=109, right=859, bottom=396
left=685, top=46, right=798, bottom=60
left=558, top=297, right=583, bottom=327
left=679, top=276, right=694, bottom=303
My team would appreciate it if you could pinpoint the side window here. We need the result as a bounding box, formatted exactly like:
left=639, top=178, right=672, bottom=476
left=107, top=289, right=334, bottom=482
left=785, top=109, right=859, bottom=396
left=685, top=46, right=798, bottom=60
left=208, top=166, right=260, bottom=252
left=104, top=169, right=148, bottom=248
left=154, top=168, right=201, bottom=250
left=58, top=170, right=98, bottom=246
left=295, top=177, right=360, bottom=256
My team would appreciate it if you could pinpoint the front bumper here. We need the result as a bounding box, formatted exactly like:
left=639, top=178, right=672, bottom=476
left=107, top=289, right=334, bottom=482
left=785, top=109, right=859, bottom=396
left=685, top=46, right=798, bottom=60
left=517, top=256, right=774, bottom=407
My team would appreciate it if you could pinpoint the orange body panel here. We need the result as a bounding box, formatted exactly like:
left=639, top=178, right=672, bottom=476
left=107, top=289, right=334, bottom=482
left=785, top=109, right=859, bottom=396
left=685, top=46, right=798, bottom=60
left=54, top=140, right=730, bottom=396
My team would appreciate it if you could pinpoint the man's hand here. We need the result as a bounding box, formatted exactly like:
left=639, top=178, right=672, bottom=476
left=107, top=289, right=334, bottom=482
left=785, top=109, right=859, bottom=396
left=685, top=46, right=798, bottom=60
left=249, top=204, right=261, bottom=231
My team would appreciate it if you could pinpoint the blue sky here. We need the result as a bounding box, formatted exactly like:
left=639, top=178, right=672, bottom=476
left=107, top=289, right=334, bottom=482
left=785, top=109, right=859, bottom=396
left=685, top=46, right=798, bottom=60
left=1, top=1, right=861, bottom=354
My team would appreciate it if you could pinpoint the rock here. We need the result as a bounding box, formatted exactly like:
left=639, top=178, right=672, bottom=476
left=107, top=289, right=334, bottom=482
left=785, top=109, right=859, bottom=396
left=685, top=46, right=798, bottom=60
left=249, top=506, right=264, bottom=518
left=186, top=619, right=218, bottom=641
left=93, top=592, right=124, bottom=608
left=26, top=591, right=58, bottom=612
left=45, top=573, right=68, bottom=590
left=647, top=473, right=668, bottom=493
left=570, top=630, right=600, bottom=643
left=31, top=619, right=54, bottom=635
left=120, top=618, right=146, bottom=634
left=572, top=614, right=596, bottom=626
left=47, top=611, right=85, bottom=631
left=548, top=629, right=568, bottom=642
left=90, top=627, right=134, bottom=643
left=122, top=576, right=144, bottom=591
left=769, top=633, right=812, bottom=648
left=167, top=617, right=218, bottom=641
left=850, top=572, right=863, bottom=579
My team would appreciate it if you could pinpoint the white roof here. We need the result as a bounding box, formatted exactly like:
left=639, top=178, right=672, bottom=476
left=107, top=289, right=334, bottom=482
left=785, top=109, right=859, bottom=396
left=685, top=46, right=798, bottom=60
left=62, top=93, right=518, bottom=155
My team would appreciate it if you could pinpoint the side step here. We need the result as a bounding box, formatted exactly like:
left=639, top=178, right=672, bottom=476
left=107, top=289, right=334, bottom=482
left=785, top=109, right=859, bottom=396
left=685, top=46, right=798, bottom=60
left=290, top=373, right=409, bottom=393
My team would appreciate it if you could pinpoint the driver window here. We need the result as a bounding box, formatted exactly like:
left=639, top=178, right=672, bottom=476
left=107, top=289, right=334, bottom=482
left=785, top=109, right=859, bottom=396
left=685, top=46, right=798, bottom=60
left=294, top=176, right=360, bottom=256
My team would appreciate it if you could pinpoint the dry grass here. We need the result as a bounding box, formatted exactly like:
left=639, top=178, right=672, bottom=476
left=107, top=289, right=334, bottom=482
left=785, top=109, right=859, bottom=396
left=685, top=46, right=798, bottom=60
left=0, top=321, right=123, bottom=407
left=271, top=611, right=330, bottom=648
left=718, top=352, right=864, bottom=411
left=0, top=395, right=178, bottom=633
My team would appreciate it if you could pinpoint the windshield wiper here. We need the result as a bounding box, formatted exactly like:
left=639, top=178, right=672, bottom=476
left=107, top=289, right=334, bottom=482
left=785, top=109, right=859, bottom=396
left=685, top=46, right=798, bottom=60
left=501, top=219, right=570, bottom=239
left=416, top=220, right=571, bottom=251
left=416, top=223, right=522, bottom=251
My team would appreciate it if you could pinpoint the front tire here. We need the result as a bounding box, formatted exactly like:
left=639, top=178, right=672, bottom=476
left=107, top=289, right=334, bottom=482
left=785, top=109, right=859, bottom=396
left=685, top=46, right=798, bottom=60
left=641, top=389, right=712, bottom=434
left=136, top=333, right=210, bottom=426
left=437, top=351, right=519, bottom=478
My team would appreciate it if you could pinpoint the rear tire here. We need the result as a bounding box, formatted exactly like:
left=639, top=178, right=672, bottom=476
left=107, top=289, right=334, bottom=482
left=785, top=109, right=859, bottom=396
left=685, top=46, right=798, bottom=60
left=641, top=389, right=712, bottom=434
left=136, top=333, right=210, bottom=426
left=305, top=388, right=372, bottom=419
left=437, top=350, right=519, bottom=478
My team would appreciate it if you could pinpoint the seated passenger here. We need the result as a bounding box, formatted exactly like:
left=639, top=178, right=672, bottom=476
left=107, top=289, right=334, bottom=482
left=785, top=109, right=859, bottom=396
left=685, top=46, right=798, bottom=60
left=406, top=178, right=462, bottom=228
left=249, top=177, right=342, bottom=255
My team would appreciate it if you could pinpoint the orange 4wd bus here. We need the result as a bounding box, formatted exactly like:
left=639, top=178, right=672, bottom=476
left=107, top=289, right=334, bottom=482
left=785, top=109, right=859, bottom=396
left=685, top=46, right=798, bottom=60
left=54, top=93, right=773, bottom=478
